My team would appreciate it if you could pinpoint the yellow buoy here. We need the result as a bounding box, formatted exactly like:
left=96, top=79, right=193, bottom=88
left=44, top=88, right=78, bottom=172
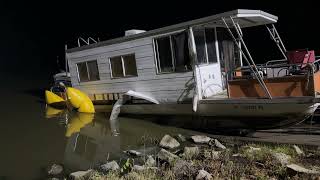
left=65, top=113, right=94, bottom=137
left=45, top=90, right=65, bottom=105
left=66, top=87, right=95, bottom=113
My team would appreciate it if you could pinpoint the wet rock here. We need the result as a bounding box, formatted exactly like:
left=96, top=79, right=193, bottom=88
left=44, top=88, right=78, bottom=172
left=70, top=169, right=93, bottom=180
left=177, top=134, right=186, bottom=142
left=293, top=145, right=305, bottom=156
left=159, top=135, right=180, bottom=149
left=47, top=164, right=63, bottom=176
left=182, top=146, right=199, bottom=159
left=145, top=155, right=156, bottom=167
left=272, top=152, right=291, bottom=166
left=196, top=169, right=213, bottom=180
left=100, top=161, right=120, bottom=172
left=214, top=139, right=226, bottom=149
left=124, top=150, right=142, bottom=156
left=191, top=135, right=211, bottom=144
left=157, top=148, right=179, bottom=164
left=287, top=164, right=320, bottom=174
left=173, top=159, right=195, bottom=179
left=133, top=165, right=145, bottom=171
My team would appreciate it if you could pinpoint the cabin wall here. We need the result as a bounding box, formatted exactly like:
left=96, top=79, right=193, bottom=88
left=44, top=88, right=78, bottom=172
left=67, top=36, right=194, bottom=103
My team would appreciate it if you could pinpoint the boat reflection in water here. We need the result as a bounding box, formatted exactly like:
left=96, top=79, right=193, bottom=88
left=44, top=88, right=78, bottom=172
left=45, top=107, right=203, bottom=172
left=63, top=112, right=121, bottom=171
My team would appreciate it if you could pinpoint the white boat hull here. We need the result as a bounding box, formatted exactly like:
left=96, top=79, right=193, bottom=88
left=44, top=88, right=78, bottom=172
left=95, top=97, right=319, bottom=130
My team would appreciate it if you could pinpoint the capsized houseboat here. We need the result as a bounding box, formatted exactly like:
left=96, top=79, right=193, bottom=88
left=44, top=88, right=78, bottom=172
left=65, top=9, right=320, bottom=130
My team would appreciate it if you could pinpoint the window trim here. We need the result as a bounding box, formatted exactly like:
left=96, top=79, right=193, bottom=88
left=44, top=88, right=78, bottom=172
left=153, top=30, right=192, bottom=74
left=109, top=53, right=138, bottom=79
left=194, top=28, right=218, bottom=65
left=76, top=60, right=100, bottom=83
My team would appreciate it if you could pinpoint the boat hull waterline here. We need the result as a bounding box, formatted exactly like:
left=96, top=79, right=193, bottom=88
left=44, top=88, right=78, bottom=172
left=95, top=99, right=319, bottom=130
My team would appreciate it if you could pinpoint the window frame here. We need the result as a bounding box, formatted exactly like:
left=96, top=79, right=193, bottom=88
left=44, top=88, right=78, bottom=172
left=194, top=27, right=218, bottom=66
left=153, top=30, right=192, bottom=74
left=109, top=53, right=138, bottom=79
left=76, top=60, right=100, bottom=83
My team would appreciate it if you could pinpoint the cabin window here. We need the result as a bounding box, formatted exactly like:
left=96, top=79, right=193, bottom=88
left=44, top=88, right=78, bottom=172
left=154, top=31, right=191, bottom=73
left=110, top=54, right=138, bottom=78
left=194, top=28, right=218, bottom=64
left=76, top=60, right=100, bottom=82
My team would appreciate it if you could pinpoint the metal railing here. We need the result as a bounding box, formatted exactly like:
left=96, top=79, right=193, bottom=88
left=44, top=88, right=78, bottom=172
left=235, top=59, right=320, bottom=79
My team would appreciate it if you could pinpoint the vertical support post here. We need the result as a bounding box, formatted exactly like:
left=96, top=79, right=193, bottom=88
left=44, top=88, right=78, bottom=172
left=65, top=44, right=68, bottom=77
left=188, top=27, right=202, bottom=112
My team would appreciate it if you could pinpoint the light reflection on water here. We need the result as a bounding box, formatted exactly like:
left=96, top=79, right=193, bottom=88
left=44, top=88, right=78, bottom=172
left=44, top=107, right=201, bottom=174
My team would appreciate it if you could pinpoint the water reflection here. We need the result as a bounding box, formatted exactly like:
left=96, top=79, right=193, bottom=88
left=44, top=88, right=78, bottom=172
left=44, top=108, right=200, bottom=172
left=63, top=113, right=121, bottom=171
left=65, top=113, right=95, bottom=137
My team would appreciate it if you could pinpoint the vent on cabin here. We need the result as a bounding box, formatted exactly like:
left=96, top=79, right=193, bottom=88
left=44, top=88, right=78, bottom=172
left=125, top=29, right=146, bottom=36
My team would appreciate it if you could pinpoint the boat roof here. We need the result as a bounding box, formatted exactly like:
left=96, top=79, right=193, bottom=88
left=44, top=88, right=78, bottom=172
left=67, top=9, right=278, bottom=53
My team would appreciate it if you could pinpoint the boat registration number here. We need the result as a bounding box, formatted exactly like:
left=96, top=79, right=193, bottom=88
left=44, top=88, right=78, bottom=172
left=233, top=105, right=264, bottom=110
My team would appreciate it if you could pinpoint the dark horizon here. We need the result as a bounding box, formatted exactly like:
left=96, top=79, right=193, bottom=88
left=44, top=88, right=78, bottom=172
left=1, top=1, right=319, bottom=83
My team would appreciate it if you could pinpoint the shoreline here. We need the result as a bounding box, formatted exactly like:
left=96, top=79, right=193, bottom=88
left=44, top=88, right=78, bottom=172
left=45, top=133, right=320, bottom=179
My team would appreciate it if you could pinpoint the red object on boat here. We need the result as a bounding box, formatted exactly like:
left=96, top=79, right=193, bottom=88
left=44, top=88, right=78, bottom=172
left=287, top=49, right=315, bottom=64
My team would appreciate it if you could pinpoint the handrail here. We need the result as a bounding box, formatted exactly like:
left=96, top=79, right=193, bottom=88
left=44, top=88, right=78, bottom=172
left=77, top=37, right=99, bottom=47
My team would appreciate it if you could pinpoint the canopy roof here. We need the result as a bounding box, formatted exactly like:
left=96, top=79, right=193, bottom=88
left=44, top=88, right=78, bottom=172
left=67, top=9, right=278, bottom=53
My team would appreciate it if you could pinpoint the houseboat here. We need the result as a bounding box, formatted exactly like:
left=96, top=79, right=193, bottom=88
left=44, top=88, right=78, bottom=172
left=65, top=9, right=320, bottom=130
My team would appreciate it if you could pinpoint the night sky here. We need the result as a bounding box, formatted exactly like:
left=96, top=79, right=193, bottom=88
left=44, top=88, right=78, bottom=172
left=1, top=1, right=319, bottom=86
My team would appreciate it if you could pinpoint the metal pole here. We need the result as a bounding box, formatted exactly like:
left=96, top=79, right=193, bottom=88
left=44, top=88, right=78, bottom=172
left=266, top=25, right=287, bottom=60
left=65, top=44, right=68, bottom=77
left=229, top=17, right=272, bottom=99
left=222, top=17, right=272, bottom=99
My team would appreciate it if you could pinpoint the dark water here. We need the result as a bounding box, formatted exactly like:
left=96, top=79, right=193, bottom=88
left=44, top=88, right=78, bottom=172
left=0, top=77, right=203, bottom=180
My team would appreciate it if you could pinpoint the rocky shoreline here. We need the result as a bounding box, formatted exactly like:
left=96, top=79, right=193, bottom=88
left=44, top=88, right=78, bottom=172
left=46, top=134, right=320, bottom=179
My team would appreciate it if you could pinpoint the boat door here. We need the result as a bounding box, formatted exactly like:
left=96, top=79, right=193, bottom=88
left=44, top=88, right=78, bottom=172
left=193, top=28, right=224, bottom=98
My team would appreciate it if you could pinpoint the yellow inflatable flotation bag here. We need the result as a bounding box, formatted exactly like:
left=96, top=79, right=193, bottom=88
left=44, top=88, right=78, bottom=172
left=66, top=87, right=95, bottom=113
left=45, top=90, right=65, bottom=105
left=65, top=113, right=94, bottom=137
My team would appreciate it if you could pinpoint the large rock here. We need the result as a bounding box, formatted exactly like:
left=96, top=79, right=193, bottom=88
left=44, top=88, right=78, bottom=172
left=191, top=135, right=211, bottom=144
left=100, top=161, right=120, bottom=172
left=159, top=135, right=180, bottom=149
left=145, top=155, right=156, bottom=167
left=157, top=148, right=179, bottom=164
left=293, top=145, right=305, bottom=156
left=272, top=152, right=291, bottom=166
left=287, top=164, right=320, bottom=174
left=47, top=164, right=63, bottom=176
left=214, top=139, right=226, bottom=149
left=182, top=146, right=199, bottom=159
left=70, top=169, right=93, bottom=180
left=196, top=169, right=213, bottom=180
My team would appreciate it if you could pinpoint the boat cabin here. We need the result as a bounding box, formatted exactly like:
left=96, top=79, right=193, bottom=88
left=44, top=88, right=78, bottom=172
left=66, top=9, right=320, bottom=105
